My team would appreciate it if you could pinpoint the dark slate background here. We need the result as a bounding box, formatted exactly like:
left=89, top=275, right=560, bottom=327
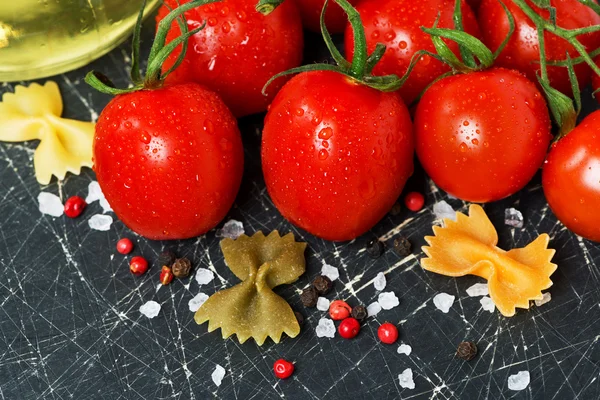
left=1, top=19, right=600, bottom=400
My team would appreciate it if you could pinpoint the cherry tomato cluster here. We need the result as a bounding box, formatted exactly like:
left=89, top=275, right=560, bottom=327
left=87, top=0, right=600, bottom=243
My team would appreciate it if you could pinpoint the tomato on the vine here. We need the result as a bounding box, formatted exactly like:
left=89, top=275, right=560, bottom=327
left=294, top=0, right=359, bottom=33
left=478, top=0, right=600, bottom=95
left=94, top=83, right=244, bottom=240
left=157, top=0, right=303, bottom=117
left=543, top=110, right=600, bottom=242
left=415, top=68, right=552, bottom=203
left=262, top=71, right=414, bottom=241
left=345, top=0, right=481, bottom=105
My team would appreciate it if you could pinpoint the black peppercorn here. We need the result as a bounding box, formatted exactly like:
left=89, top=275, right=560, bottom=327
left=393, top=236, right=412, bottom=258
left=312, top=275, right=333, bottom=296
left=300, top=287, right=319, bottom=307
left=157, top=250, right=177, bottom=267
left=351, top=305, right=368, bottom=322
left=294, top=311, right=305, bottom=326
left=390, top=203, right=402, bottom=216
left=172, top=258, right=192, bottom=278
left=456, top=341, right=478, bottom=361
left=366, top=239, right=385, bottom=259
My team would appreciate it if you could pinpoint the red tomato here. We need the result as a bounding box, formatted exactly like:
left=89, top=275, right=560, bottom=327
left=415, top=68, right=552, bottom=202
left=478, top=0, right=600, bottom=95
left=262, top=71, right=414, bottom=241
left=543, top=110, right=600, bottom=242
left=345, top=0, right=481, bottom=105
left=157, top=0, right=303, bottom=117
left=294, top=0, right=358, bottom=33
left=94, top=83, right=244, bottom=240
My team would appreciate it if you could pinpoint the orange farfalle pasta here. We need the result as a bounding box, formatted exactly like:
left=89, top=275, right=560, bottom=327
left=421, top=204, right=557, bottom=317
left=0, top=81, right=94, bottom=185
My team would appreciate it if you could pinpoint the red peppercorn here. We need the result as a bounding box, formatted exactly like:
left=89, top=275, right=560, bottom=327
left=338, top=318, right=360, bottom=339
left=160, top=266, right=174, bottom=285
left=329, top=300, right=352, bottom=321
left=273, top=359, right=294, bottom=379
left=130, top=256, right=148, bottom=276
left=116, top=238, right=134, bottom=255
left=404, top=192, right=425, bottom=212
left=377, top=322, right=399, bottom=344
left=64, top=196, right=87, bottom=218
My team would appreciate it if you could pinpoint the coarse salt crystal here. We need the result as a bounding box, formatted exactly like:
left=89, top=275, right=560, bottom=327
left=321, top=264, right=339, bottom=281
left=433, top=200, right=456, bottom=221
left=315, top=318, right=335, bottom=338
left=397, top=344, right=412, bottom=356
left=433, top=293, right=455, bottom=313
left=188, top=293, right=209, bottom=312
left=480, top=296, right=496, bottom=313
left=373, top=272, right=386, bottom=291
left=216, top=220, right=244, bottom=239
left=534, top=292, right=551, bottom=307
left=85, top=181, right=112, bottom=213
left=211, top=364, right=226, bottom=387
left=316, top=297, right=330, bottom=311
left=505, top=208, right=524, bottom=229
left=38, top=192, right=63, bottom=217
left=139, top=300, right=161, bottom=318
left=378, top=292, right=400, bottom=310
left=195, top=268, right=215, bottom=285
left=367, top=302, right=382, bottom=317
left=88, top=214, right=113, bottom=231
left=466, top=283, right=489, bottom=297
left=398, top=368, right=415, bottom=389
left=507, top=371, right=530, bottom=391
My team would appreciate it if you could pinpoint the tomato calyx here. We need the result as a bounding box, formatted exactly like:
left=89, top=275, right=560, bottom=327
left=84, top=0, right=218, bottom=95
left=255, top=0, right=282, bottom=15
left=508, top=0, right=600, bottom=139
left=420, top=0, right=514, bottom=75
left=262, top=0, right=417, bottom=93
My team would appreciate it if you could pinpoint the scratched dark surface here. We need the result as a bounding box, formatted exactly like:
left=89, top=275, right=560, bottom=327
left=1, top=18, right=600, bottom=400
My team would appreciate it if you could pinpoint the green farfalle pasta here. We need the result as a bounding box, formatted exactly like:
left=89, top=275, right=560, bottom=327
left=195, top=231, right=306, bottom=345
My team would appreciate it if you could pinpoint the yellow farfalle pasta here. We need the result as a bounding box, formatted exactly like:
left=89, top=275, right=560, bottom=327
left=422, top=204, right=557, bottom=317
left=195, top=231, right=306, bottom=345
left=0, top=81, right=94, bottom=185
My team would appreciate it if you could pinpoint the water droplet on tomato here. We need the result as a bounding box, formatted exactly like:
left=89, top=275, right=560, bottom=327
left=318, top=127, right=333, bottom=140
left=220, top=138, right=232, bottom=151
left=472, top=138, right=479, bottom=145
left=237, top=11, right=247, bottom=20
left=295, top=108, right=304, bottom=117
left=459, top=142, right=468, bottom=152
left=463, top=121, right=470, bottom=126
left=478, top=92, right=486, bottom=100
left=222, top=23, right=230, bottom=33
left=359, top=178, right=376, bottom=199
left=318, top=149, right=329, bottom=160
left=372, top=30, right=380, bottom=39
left=140, top=132, right=151, bottom=144
left=384, top=31, right=396, bottom=41
left=208, top=17, right=217, bottom=26
left=204, top=120, right=214, bottom=134
left=399, top=41, right=407, bottom=49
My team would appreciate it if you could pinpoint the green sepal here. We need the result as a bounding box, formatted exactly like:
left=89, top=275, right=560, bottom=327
left=256, top=0, right=283, bottom=14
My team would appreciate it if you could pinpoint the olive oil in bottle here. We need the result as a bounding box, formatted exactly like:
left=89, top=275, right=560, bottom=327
left=0, top=0, right=159, bottom=82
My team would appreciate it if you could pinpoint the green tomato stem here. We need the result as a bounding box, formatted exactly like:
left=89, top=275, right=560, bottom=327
left=334, top=0, right=368, bottom=78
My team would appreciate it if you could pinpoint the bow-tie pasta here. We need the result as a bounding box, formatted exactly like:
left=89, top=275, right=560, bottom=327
left=421, top=205, right=557, bottom=317
left=195, top=231, right=307, bottom=345
left=0, top=81, right=94, bottom=185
